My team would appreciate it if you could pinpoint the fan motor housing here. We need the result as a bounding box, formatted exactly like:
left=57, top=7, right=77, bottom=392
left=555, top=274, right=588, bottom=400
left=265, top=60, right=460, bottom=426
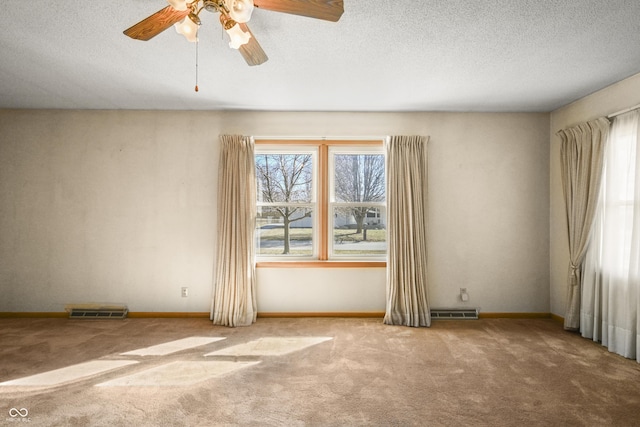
left=203, top=0, right=224, bottom=13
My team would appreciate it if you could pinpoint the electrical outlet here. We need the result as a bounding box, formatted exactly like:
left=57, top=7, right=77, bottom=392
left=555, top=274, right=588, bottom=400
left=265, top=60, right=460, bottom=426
left=460, top=288, right=469, bottom=302
left=181, top=287, right=188, bottom=298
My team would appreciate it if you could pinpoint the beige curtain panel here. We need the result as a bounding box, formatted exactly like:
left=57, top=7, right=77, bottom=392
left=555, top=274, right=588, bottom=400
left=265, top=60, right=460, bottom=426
left=384, top=135, right=431, bottom=327
left=558, top=117, right=609, bottom=331
left=212, top=135, right=257, bottom=327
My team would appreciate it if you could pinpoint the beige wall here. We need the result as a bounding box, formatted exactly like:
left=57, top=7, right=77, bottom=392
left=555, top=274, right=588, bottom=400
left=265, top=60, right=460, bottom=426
left=0, top=110, right=549, bottom=314
left=549, top=72, right=640, bottom=317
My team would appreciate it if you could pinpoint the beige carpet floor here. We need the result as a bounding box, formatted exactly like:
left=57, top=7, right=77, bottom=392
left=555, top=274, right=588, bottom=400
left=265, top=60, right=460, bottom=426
left=1, top=317, right=639, bottom=426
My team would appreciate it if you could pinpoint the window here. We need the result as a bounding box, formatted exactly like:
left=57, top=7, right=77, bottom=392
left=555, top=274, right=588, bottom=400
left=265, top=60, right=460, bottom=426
left=580, top=110, right=640, bottom=360
left=255, top=147, right=317, bottom=257
left=594, top=112, right=639, bottom=277
left=329, top=146, right=386, bottom=258
left=255, top=140, right=386, bottom=265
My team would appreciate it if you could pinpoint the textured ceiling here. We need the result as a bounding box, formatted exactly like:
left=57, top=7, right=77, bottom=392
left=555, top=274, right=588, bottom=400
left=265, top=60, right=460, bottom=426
left=1, top=0, right=639, bottom=112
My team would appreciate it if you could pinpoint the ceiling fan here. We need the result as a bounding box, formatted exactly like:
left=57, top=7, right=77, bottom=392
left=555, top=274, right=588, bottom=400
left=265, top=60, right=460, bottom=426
left=124, top=0, right=344, bottom=66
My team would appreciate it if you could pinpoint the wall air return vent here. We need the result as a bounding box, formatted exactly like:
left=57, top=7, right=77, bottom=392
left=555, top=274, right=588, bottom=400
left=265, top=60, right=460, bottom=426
left=66, top=304, right=128, bottom=319
left=431, top=308, right=478, bottom=320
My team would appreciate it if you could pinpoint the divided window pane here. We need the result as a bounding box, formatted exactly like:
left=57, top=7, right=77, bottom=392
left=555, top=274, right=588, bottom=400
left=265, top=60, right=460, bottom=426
left=332, top=207, right=386, bottom=256
left=256, top=151, right=316, bottom=258
left=330, top=152, right=386, bottom=258
left=256, top=207, right=314, bottom=256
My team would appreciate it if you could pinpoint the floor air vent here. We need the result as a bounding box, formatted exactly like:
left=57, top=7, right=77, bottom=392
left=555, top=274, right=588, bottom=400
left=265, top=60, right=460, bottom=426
left=431, top=308, right=478, bottom=320
left=67, top=304, right=128, bottom=319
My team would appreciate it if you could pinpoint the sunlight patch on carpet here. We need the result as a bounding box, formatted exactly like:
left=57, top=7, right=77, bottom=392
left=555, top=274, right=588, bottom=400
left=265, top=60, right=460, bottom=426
left=0, top=360, right=139, bottom=387
left=121, top=336, right=226, bottom=356
left=204, top=336, right=333, bottom=357
left=96, top=361, right=260, bottom=386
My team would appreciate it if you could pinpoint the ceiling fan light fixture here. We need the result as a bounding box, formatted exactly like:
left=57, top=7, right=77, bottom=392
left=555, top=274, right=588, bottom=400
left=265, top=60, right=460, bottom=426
left=220, top=14, right=251, bottom=49
left=166, top=0, right=189, bottom=11
left=174, top=13, right=200, bottom=42
left=124, top=0, right=344, bottom=67
left=225, top=0, right=254, bottom=23
left=227, top=23, right=251, bottom=48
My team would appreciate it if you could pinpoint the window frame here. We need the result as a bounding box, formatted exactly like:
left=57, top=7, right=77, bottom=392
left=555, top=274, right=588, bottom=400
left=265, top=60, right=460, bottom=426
left=255, top=139, right=387, bottom=268
left=255, top=145, right=319, bottom=260
left=328, top=145, right=387, bottom=260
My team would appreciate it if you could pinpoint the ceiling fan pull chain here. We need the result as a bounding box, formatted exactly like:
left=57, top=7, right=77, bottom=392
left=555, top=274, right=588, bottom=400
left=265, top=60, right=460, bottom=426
left=194, top=30, right=199, bottom=92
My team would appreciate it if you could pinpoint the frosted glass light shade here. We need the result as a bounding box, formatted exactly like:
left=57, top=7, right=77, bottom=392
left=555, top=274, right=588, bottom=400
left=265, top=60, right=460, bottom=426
left=167, top=0, right=188, bottom=11
left=225, top=0, right=254, bottom=23
left=175, top=16, right=199, bottom=42
left=226, top=23, right=251, bottom=49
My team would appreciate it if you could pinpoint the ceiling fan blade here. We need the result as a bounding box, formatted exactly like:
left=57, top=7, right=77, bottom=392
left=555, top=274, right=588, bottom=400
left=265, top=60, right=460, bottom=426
left=253, top=0, right=344, bottom=22
left=238, top=24, right=269, bottom=66
left=123, top=6, right=190, bottom=41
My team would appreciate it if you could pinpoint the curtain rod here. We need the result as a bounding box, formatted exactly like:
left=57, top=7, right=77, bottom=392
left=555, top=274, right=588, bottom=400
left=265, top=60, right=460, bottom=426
left=251, top=136, right=388, bottom=140
left=607, top=103, right=640, bottom=119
